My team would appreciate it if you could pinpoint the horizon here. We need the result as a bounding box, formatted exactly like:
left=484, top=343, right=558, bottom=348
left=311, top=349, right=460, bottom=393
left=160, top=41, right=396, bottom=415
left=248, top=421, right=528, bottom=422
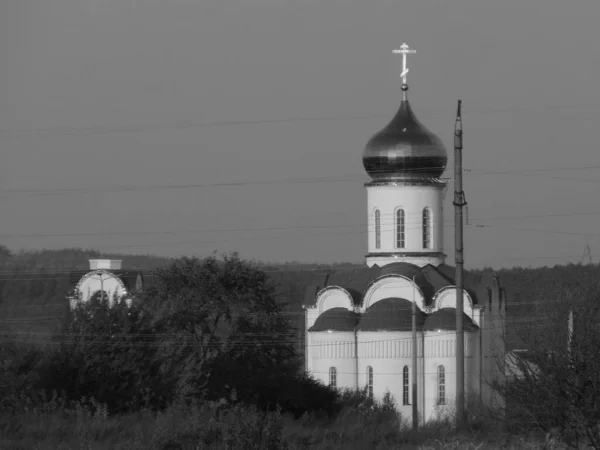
left=1, top=245, right=594, bottom=272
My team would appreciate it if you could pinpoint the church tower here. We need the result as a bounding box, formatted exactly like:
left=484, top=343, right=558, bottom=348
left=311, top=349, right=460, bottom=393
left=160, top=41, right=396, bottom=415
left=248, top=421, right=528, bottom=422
left=363, top=43, right=448, bottom=268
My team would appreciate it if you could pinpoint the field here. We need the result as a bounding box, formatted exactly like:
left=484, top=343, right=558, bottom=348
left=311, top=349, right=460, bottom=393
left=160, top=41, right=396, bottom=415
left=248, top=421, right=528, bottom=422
left=0, top=398, right=558, bottom=450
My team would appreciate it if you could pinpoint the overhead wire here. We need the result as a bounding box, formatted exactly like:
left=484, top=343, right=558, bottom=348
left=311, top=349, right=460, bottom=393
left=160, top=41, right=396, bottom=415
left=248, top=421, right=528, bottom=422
left=0, top=101, right=599, bottom=141
left=0, top=205, right=597, bottom=242
left=4, top=161, right=600, bottom=198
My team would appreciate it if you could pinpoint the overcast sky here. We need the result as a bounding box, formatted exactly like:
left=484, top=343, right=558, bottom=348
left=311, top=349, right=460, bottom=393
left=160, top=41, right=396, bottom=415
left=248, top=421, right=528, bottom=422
left=1, top=0, right=600, bottom=269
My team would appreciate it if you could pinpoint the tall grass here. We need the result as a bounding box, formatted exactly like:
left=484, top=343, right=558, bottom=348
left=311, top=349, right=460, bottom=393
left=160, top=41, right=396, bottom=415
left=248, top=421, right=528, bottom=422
left=0, top=390, right=559, bottom=450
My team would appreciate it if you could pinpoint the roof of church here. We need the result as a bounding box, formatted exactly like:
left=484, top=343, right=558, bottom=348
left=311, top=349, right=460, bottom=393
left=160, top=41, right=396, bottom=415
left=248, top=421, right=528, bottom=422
left=302, top=262, right=482, bottom=308
left=423, top=308, right=479, bottom=332
left=362, top=93, right=448, bottom=182
left=309, top=307, right=359, bottom=332
left=357, top=297, right=426, bottom=332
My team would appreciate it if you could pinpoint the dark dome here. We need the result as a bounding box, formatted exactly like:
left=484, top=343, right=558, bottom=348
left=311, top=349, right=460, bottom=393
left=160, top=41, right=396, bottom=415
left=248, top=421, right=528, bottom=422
left=424, top=308, right=478, bottom=332
left=309, top=307, right=359, bottom=332
left=363, top=96, right=447, bottom=182
left=358, top=297, right=425, bottom=332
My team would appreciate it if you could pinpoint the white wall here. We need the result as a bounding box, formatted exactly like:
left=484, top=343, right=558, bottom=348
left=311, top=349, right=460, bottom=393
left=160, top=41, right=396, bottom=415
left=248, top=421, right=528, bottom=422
left=422, top=331, right=478, bottom=422
left=75, top=271, right=127, bottom=304
left=309, top=331, right=357, bottom=390
left=357, top=330, right=422, bottom=410
left=361, top=275, right=426, bottom=313
left=366, top=183, right=447, bottom=267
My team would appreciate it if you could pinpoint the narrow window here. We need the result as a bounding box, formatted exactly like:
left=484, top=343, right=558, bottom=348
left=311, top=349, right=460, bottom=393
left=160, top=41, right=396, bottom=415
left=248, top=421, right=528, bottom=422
left=422, top=208, right=431, bottom=249
left=367, top=366, right=373, bottom=398
left=437, top=365, right=446, bottom=405
left=329, top=367, right=337, bottom=388
left=403, top=366, right=410, bottom=405
left=375, top=210, right=381, bottom=249
left=396, top=209, right=405, bottom=249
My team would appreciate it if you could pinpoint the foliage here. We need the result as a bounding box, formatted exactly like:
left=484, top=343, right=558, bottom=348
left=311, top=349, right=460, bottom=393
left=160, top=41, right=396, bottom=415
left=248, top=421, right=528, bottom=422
left=497, top=275, right=600, bottom=449
left=19, top=294, right=170, bottom=413
left=143, top=253, right=297, bottom=405
left=0, top=395, right=554, bottom=450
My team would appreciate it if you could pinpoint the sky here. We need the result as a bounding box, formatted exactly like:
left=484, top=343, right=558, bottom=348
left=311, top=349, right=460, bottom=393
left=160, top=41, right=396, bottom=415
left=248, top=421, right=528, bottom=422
left=1, top=0, right=600, bottom=269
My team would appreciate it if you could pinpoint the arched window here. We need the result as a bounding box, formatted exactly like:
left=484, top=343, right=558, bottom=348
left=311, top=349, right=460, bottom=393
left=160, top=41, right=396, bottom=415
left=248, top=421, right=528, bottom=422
left=375, top=210, right=381, bottom=249
left=437, top=365, right=446, bottom=405
left=422, top=208, right=431, bottom=249
left=403, top=366, right=410, bottom=405
left=396, top=209, right=405, bottom=249
left=329, top=367, right=337, bottom=388
left=367, top=366, right=373, bottom=398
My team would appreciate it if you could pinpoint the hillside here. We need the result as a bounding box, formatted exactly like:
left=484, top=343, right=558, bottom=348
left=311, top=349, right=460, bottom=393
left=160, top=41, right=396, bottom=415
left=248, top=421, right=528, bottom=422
left=0, top=246, right=595, bottom=355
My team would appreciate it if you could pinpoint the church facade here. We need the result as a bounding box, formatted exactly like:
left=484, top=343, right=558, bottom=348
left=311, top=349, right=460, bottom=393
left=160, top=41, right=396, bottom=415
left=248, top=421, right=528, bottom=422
left=67, top=259, right=145, bottom=309
left=303, top=44, right=506, bottom=423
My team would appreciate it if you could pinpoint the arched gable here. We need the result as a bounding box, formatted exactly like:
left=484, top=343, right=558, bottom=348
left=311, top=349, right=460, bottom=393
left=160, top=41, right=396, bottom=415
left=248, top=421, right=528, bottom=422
left=361, top=275, right=426, bottom=313
left=74, top=270, right=128, bottom=304
left=315, top=286, right=355, bottom=315
left=432, top=286, right=476, bottom=323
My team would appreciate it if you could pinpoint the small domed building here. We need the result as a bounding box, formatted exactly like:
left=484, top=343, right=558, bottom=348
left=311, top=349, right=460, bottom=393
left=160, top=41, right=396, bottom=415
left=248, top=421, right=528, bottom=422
left=303, top=44, right=506, bottom=423
left=67, top=259, right=145, bottom=308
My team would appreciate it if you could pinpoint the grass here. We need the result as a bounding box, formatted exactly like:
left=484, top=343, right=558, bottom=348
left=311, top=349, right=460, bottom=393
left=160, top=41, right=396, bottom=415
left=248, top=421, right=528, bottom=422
left=0, top=397, right=562, bottom=450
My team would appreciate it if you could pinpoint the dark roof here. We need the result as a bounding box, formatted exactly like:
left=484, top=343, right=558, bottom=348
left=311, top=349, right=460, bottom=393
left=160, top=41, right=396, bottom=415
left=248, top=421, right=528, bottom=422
left=325, top=266, right=381, bottom=305
left=362, top=96, right=448, bottom=182
left=309, top=308, right=359, bottom=332
left=303, top=263, right=463, bottom=308
left=357, top=297, right=426, bottom=332
left=423, top=308, right=479, bottom=332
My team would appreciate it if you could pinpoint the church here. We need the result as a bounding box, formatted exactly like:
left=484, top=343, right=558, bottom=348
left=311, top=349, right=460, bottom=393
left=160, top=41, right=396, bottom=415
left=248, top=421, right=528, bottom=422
left=67, top=259, right=145, bottom=309
left=303, top=44, right=506, bottom=423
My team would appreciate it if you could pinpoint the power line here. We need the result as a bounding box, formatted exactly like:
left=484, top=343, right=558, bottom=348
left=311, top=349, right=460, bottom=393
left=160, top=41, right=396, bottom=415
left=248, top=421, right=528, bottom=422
left=0, top=249, right=587, bottom=280
left=0, top=222, right=593, bottom=264
left=0, top=102, right=598, bottom=140
left=2, top=207, right=598, bottom=240
left=3, top=161, right=600, bottom=199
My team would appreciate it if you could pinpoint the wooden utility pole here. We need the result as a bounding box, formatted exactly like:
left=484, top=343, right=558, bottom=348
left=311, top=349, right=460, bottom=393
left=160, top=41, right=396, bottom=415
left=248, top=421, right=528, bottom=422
left=412, top=275, right=418, bottom=431
left=453, top=100, right=466, bottom=429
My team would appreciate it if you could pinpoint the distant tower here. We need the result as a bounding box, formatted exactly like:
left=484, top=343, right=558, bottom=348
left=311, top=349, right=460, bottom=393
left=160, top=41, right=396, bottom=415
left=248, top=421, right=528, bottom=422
left=363, top=43, right=448, bottom=268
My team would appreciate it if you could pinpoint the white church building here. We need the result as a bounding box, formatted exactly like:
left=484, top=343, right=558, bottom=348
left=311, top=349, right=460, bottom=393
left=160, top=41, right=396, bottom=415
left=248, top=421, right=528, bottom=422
left=303, top=44, right=506, bottom=423
left=67, top=259, right=145, bottom=309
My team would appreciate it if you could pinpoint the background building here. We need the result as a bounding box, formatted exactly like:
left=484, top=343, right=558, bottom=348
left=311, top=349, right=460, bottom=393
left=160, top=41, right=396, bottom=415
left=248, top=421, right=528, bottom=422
left=68, top=259, right=145, bottom=308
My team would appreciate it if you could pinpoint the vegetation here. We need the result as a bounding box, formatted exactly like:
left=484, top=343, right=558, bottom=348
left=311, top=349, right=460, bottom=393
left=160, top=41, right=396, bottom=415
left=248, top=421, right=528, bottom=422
left=0, top=245, right=598, bottom=448
left=499, top=275, right=600, bottom=449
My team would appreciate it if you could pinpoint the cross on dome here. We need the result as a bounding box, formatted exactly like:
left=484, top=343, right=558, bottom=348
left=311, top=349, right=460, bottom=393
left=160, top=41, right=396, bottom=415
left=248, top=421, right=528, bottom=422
left=393, top=43, right=416, bottom=86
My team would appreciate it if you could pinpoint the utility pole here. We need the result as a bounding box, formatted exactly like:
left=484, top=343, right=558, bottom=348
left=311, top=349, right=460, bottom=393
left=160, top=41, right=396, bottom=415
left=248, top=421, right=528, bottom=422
left=412, top=274, right=418, bottom=432
left=453, top=100, right=466, bottom=429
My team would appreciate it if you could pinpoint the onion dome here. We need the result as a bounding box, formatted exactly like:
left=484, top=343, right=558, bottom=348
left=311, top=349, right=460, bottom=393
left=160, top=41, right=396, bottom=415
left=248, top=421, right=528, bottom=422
left=358, top=298, right=425, bottom=332
left=309, top=308, right=359, bottom=332
left=424, top=308, right=478, bottom=332
left=362, top=87, right=447, bottom=182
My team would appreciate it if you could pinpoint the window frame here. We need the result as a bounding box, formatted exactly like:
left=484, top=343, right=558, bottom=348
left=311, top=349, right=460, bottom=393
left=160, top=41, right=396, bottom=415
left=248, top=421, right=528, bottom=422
left=396, top=208, right=406, bottom=249
left=329, top=367, right=337, bottom=388
left=437, top=365, right=446, bottom=405
left=402, top=365, right=410, bottom=405
left=422, top=208, right=432, bottom=249
left=375, top=210, right=381, bottom=249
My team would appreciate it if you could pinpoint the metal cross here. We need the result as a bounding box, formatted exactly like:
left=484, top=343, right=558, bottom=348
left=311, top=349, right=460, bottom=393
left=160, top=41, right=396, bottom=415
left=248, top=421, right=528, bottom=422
left=393, top=43, right=416, bottom=85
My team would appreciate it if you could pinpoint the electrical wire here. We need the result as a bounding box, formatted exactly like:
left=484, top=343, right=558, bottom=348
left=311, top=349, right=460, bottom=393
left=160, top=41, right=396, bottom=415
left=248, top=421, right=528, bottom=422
left=1, top=102, right=598, bottom=140
left=0, top=206, right=597, bottom=241
left=4, top=161, right=600, bottom=198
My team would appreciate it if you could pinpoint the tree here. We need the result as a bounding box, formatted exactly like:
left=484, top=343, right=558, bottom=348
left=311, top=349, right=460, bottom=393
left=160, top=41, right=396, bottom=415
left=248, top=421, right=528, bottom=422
left=143, top=252, right=297, bottom=405
left=498, top=275, right=600, bottom=449
left=31, top=293, right=169, bottom=413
